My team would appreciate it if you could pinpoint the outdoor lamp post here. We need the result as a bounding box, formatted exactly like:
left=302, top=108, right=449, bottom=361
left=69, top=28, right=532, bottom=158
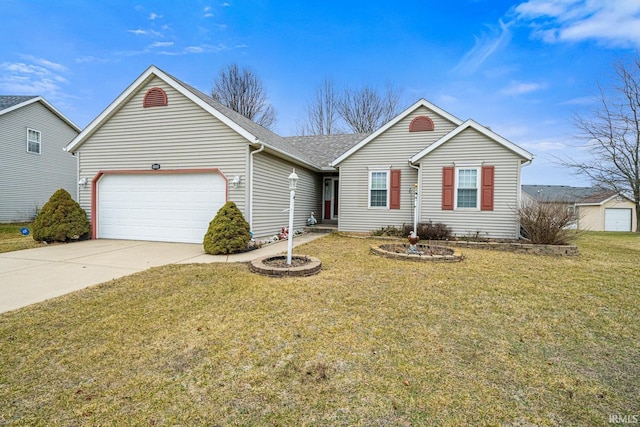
left=287, top=168, right=299, bottom=265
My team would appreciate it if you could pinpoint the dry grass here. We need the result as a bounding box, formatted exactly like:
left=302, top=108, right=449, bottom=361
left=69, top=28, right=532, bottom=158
left=1, top=233, right=639, bottom=426
left=0, top=223, right=42, bottom=253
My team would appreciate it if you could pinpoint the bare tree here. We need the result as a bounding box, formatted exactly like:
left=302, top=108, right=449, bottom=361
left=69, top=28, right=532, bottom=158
left=211, top=63, right=276, bottom=129
left=296, top=78, right=342, bottom=135
left=561, top=55, right=640, bottom=231
left=337, top=83, right=401, bottom=133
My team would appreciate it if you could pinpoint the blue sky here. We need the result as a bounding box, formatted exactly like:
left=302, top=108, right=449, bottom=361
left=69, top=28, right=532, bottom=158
left=2, top=0, right=639, bottom=185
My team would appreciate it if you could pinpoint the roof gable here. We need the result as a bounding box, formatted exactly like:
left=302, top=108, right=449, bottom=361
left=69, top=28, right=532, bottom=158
left=330, top=98, right=463, bottom=167
left=64, top=65, right=319, bottom=170
left=409, top=119, right=533, bottom=164
left=0, top=95, right=80, bottom=132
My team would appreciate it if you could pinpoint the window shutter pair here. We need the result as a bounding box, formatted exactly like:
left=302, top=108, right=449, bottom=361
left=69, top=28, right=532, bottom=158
left=441, top=166, right=494, bottom=211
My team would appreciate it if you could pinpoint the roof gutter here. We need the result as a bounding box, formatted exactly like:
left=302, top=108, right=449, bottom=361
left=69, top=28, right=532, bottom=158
left=249, top=141, right=265, bottom=230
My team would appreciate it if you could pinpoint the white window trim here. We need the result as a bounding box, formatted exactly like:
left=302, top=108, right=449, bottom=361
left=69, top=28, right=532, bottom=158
left=27, top=128, right=41, bottom=155
left=368, top=169, right=390, bottom=209
left=454, top=165, right=480, bottom=210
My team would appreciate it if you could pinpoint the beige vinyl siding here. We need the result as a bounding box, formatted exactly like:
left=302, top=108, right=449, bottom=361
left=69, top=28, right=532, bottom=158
left=419, top=127, right=524, bottom=239
left=0, top=102, right=78, bottom=222
left=337, top=106, right=458, bottom=233
left=252, top=152, right=321, bottom=239
left=578, top=198, right=637, bottom=231
left=76, top=77, right=250, bottom=221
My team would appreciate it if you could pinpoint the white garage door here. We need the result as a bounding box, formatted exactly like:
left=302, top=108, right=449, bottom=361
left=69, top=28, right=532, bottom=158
left=605, top=208, right=632, bottom=232
left=98, top=173, right=226, bottom=243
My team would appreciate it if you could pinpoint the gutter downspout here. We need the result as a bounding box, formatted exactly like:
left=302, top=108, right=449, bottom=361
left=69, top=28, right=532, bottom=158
left=517, top=159, right=533, bottom=237
left=408, top=160, right=420, bottom=233
left=249, top=141, right=265, bottom=230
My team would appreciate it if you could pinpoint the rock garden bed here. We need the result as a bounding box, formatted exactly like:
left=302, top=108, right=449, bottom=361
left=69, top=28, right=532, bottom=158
left=249, top=254, right=322, bottom=277
left=371, top=243, right=464, bottom=262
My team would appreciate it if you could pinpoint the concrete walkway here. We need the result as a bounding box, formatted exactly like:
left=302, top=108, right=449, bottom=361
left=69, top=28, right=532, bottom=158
left=0, top=233, right=327, bottom=313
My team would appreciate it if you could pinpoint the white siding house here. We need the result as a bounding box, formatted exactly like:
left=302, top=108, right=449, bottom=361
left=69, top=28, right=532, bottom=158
left=65, top=66, right=534, bottom=243
left=66, top=66, right=322, bottom=243
left=332, top=100, right=533, bottom=239
left=0, top=96, right=80, bottom=222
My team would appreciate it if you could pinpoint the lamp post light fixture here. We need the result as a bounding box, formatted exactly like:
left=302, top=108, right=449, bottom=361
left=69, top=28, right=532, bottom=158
left=286, top=168, right=299, bottom=265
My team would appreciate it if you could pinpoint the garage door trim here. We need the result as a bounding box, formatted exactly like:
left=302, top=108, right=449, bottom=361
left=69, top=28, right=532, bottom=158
left=91, top=168, right=228, bottom=240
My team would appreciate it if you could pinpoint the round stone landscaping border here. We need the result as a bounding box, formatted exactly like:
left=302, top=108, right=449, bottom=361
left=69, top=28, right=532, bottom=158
left=371, top=243, right=464, bottom=263
left=249, top=255, right=322, bottom=277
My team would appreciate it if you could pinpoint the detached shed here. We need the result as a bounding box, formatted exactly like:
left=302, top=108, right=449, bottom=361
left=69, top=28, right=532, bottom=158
left=522, top=185, right=637, bottom=232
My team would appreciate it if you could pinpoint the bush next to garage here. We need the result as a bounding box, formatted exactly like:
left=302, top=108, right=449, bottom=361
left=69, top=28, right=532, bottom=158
left=32, top=189, right=91, bottom=243
left=203, top=201, right=251, bottom=255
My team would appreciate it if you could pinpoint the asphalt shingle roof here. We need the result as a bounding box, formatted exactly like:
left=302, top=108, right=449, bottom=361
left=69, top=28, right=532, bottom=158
left=522, top=185, right=618, bottom=203
left=284, top=134, right=370, bottom=168
left=168, top=73, right=331, bottom=169
left=0, top=95, right=38, bottom=112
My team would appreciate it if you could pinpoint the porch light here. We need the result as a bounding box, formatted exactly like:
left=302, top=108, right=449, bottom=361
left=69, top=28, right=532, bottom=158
left=288, top=169, right=299, bottom=190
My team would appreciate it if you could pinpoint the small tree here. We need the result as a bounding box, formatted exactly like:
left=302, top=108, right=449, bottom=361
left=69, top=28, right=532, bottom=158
left=32, top=189, right=90, bottom=242
left=337, top=83, right=401, bottom=133
left=296, top=77, right=343, bottom=135
left=516, top=199, right=579, bottom=245
left=203, top=201, right=251, bottom=254
left=560, top=55, right=640, bottom=231
left=211, top=63, right=276, bottom=129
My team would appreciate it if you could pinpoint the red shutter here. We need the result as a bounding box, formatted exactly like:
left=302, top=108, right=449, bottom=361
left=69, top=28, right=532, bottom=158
left=481, top=165, right=494, bottom=211
left=390, top=169, right=401, bottom=209
left=442, top=167, right=454, bottom=210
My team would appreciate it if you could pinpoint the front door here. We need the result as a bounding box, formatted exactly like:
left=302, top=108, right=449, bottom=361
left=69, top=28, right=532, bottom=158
left=323, top=177, right=339, bottom=220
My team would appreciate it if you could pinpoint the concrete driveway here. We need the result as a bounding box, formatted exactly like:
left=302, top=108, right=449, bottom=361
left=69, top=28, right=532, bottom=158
left=0, top=234, right=325, bottom=313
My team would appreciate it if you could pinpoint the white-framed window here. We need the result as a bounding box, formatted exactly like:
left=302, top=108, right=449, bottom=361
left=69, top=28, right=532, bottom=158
left=369, top=170, right=389, bottom=208
left=27, top=128, right=41, bottom=154
left=456, top=167, right=480, bottom=209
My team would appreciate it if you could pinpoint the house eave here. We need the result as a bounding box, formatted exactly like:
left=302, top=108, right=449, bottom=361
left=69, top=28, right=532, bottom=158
left=1, top=96, right=81, bottom=133
left=409, top=119, right=534, bottom=164
left=331, top=98, right=463, bottom=167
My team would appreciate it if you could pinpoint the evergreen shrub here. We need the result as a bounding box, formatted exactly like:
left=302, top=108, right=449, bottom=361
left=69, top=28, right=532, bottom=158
left=32, top=189, right=91, bottom=243
left=203, top=201, right=251, bottom=254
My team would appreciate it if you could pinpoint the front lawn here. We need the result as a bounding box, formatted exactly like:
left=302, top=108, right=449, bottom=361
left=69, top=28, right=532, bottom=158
left=1, top=233, right=638, bottom=425
left=0, top=223, right=42, bottom=253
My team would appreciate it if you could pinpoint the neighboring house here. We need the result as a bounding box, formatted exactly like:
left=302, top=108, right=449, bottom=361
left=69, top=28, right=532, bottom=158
left=0, top=96, right=80, bottom=222
left=65, top=65, right=533, bottom=243
left=522, top=185, right=637, bottom=232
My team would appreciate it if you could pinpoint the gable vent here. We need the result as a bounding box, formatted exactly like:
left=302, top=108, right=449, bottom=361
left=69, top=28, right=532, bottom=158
left=143, top=87, right=168, bottom=108
left=409, top=115, right=434, bottom=132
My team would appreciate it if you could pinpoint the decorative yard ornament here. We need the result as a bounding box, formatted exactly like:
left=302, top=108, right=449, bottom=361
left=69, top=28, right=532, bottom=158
left=307, top=212, right=317, bottom=226
left=407, top=231, right=423, bottom=255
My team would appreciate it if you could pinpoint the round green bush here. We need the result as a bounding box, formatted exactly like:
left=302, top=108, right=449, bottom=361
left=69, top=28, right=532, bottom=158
left=33, top=189, right=91, bottom=243
left=203, top=201, right=251, bottom=254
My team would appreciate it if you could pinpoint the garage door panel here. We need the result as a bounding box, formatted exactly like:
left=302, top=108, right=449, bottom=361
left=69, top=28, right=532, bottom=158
left=605, top=208, right=632, bottom=232
left=97, top=173, right=226, bottom=243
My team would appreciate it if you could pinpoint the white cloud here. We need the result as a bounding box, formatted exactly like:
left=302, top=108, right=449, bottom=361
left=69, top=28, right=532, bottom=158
left=560, top=95, right=596, bottom=106
left=150, top=41, right=174, bottom=48
left=454, top=20, right=512, bottom=75
left=127, top=29, right=162, bottom=37
left=0, top=58, right=70, bottom=99
left=149, top=13, right=162, bottom=20
left=500, top=81, right=548, bottom=96
left=514, top=0, right=640, bottom=47
left=184, top=46, right=204, bottom=54
left=520, top=137, right=568, bottom=152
